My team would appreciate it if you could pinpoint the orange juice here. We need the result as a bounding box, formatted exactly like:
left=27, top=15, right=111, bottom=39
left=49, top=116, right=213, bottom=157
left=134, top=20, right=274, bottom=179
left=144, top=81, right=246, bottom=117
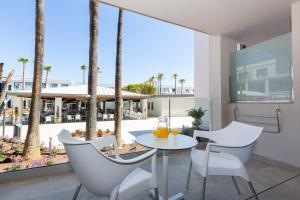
left=152, top=129, right=161, bottom=137
left=171, top=128, right=180, bottom=136
left=158, top=127, right=169, bottom=138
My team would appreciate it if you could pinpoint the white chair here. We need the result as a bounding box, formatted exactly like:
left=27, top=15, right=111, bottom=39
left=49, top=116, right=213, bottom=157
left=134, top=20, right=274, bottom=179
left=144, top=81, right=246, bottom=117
left=67, top=115, right=73, bottom=122
left=75, top=114, right=81, bottom=122
left=97, top=113, right=103, bottom=120
left=109, top=114, right=114, bottom=120
left=45, top=116, right=51, bottom=124
left=103, top=114, right=108, bottom=121
left=186, top=121, right=263, bottom=200
left=58, top=130, right=159, bottom=200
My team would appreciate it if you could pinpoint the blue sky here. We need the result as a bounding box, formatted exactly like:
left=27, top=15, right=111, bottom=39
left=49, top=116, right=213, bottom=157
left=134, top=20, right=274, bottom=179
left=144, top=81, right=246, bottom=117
left=0, top=0, right=194, bottom=87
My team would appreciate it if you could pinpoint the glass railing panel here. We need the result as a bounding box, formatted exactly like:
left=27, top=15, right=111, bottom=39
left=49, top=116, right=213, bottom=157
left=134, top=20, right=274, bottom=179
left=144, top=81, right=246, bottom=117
left=230, top=33, right=293, bottom=102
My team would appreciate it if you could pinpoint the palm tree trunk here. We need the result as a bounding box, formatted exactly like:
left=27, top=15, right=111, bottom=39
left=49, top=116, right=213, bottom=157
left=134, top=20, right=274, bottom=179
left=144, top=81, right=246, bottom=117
left=86, top=0, right=99, bottom=141
left=23, top=0, right=44, bottom=160
left=0, top=70, right=14, bottom=110
left=83, top=70, right=85, bottom=85
left=22, top=63, right=25, bottom=90
left=174, top=77, right=177, bottom=94
left=159, top=81, right=162, bottom=94
left=114, top=9, right=124, bottom=146
left=181, top=85, right=183, bottom=94
left=45, top=71, right=48, bottom=87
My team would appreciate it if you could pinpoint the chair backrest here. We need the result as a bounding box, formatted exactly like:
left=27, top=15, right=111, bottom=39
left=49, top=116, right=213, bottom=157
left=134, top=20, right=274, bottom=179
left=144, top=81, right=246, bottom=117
left=75, top=114, right=80, bottom=120
left=58, top=130, right=139, bottom=196
left=208, top=121, right=263, bottom=163
left=67, top=115, right=72, bottom=120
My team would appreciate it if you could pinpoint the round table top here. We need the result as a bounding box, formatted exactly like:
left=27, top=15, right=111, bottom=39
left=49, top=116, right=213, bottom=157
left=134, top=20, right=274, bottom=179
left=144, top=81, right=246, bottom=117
left=136, top=134, right=198, bottom=150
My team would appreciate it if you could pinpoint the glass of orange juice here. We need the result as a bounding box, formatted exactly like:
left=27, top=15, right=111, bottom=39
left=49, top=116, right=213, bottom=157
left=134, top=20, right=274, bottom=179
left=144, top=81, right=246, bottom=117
left=152, top=129, right=161, bottom=138
left=171, top=128, right=180, bottom=137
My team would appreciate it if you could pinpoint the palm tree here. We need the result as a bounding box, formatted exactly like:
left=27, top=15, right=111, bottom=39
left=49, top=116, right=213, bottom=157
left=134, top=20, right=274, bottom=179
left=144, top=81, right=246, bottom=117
left=85, top=0, right=99, bottom=141
left=179, top=79, right=185, bottom=94
left=186, top=108, right=206, bottom=130
left=23, top=0, right=44, bottom=160
left=80, top=65, right=87, bottom=85
left=18, top=57, right=29, bottom=90
left=148, top=76, right=155, bottom=86
left=157, top=73, right=164, bottom=94
left=172, top=73, right=178, bottom=94
left=43, top=65, right=51, bottom=87
left=114, top=9, right=124, bottom=146
left=97, top=67, right=102, bottom=74
left=0, top=63, right=15, bottom=111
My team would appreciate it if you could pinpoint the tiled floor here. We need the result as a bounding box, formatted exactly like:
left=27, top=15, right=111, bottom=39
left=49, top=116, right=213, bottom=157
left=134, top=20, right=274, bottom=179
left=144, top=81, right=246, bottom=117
left=0, top=150, right=300, bottom=200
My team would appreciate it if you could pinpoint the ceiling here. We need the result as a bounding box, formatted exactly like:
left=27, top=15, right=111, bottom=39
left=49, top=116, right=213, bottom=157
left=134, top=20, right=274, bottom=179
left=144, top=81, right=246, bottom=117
left=99, top=0, right=299, bottom=45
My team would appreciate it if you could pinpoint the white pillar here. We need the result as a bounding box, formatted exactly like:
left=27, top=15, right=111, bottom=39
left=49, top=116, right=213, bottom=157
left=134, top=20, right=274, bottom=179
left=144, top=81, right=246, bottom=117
left=129, top=100, right=133, bottom=113
left=140, top=99, right=148, bottom=119
left=54, top=97, right=62, bottom=123
left=12, top=96, right=22, bottom=124
left=194, top=32, right=210, bottom=98
left=194, top=32, right=237, bottom=130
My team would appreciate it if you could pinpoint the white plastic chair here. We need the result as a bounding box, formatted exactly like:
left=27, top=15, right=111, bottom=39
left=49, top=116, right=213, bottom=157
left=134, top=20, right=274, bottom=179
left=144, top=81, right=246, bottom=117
left=186, top=121, right=263, bottom=200
left=58, top=130, right=159, bottom=200
left=75, top=114, right=81, bottom=122
left=67, top=115, right=73, bottom=122
left=45, top=116, right=51, bottom=124
left=109, top=114, right=114, bottom=120
left=97, top=113, right=103, bottom=120
left=103, top=114, right=108, bottom=121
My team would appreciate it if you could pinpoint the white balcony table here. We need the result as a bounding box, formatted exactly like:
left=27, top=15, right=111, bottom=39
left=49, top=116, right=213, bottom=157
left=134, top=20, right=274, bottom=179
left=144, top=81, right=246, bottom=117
left=136, top=134, right=197, bottom=200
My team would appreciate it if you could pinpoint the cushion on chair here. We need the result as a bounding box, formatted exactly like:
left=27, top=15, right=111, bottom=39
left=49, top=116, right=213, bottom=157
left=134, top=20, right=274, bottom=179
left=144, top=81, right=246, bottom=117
left=111, top=168, right=152, bottom=200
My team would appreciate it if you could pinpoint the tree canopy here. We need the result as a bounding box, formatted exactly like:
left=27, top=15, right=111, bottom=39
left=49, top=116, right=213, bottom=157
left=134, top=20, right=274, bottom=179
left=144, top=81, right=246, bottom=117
left=122, top=83, right=156, bottom=95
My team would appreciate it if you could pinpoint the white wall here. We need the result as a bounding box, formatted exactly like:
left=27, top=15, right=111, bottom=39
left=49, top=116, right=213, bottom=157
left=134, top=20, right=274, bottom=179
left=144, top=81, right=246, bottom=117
left=194, top=2, right=300, bottom=167
left=147, top=97, right=194, bottom=117
left=2, top=117, right=193, bottom=147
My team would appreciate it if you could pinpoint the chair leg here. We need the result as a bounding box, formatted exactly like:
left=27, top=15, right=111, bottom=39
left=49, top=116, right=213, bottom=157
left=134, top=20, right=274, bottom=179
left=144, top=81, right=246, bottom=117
left=154, top=187, right=159, bottom=200
left=186, top=161, right=192, bottom=189
left=248, top=181, right=260, bottom=200
left=231, top=176, right=241, bottom=194
left=72, top=184, right=82, bottom=200
left=202, top=177, right=207, bottom=200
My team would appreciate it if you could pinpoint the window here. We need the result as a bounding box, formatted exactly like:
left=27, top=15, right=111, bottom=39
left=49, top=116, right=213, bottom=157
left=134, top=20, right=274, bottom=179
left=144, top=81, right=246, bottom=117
left=147, top=102, right=150, bottom=110
left=256, top=68, right=268, bottom=78
left=61, top=84, right=69, bottom=87
left=25, top=82, right=32, bottom=89
left=151, top=102, right=154, bottom=110
left=50, top=83, right=58, bottom=88
left=230, top=33, right=293, bottom=102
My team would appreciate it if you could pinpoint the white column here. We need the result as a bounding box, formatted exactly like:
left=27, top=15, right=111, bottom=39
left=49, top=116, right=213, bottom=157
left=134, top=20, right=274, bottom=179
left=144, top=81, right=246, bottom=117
left=129, top=100, right=133, bottom=113
left=54, top=97, right=62, bottom=123
left=140, top=99, right=148, bottom=119
left=194, top=32, right=237, bottom=130
left=194, top=32, right=210, bottom=98
left=12, top=96, right=22, bottom=124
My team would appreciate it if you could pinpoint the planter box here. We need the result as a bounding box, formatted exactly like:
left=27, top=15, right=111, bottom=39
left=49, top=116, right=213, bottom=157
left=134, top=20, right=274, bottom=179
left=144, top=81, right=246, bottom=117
left=0, top=162, right=72, bottom=184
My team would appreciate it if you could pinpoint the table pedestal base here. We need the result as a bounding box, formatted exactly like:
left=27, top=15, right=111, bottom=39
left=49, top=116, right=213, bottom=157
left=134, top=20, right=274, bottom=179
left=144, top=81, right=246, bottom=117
left=150, top=189, right=184, bottom=200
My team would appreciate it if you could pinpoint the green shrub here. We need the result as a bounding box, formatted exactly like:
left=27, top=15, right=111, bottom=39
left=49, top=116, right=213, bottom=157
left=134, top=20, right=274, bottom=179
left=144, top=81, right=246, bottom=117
left=46, top=159, right=54, bottom=166
left=186, top=107, right=206, bottom=130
